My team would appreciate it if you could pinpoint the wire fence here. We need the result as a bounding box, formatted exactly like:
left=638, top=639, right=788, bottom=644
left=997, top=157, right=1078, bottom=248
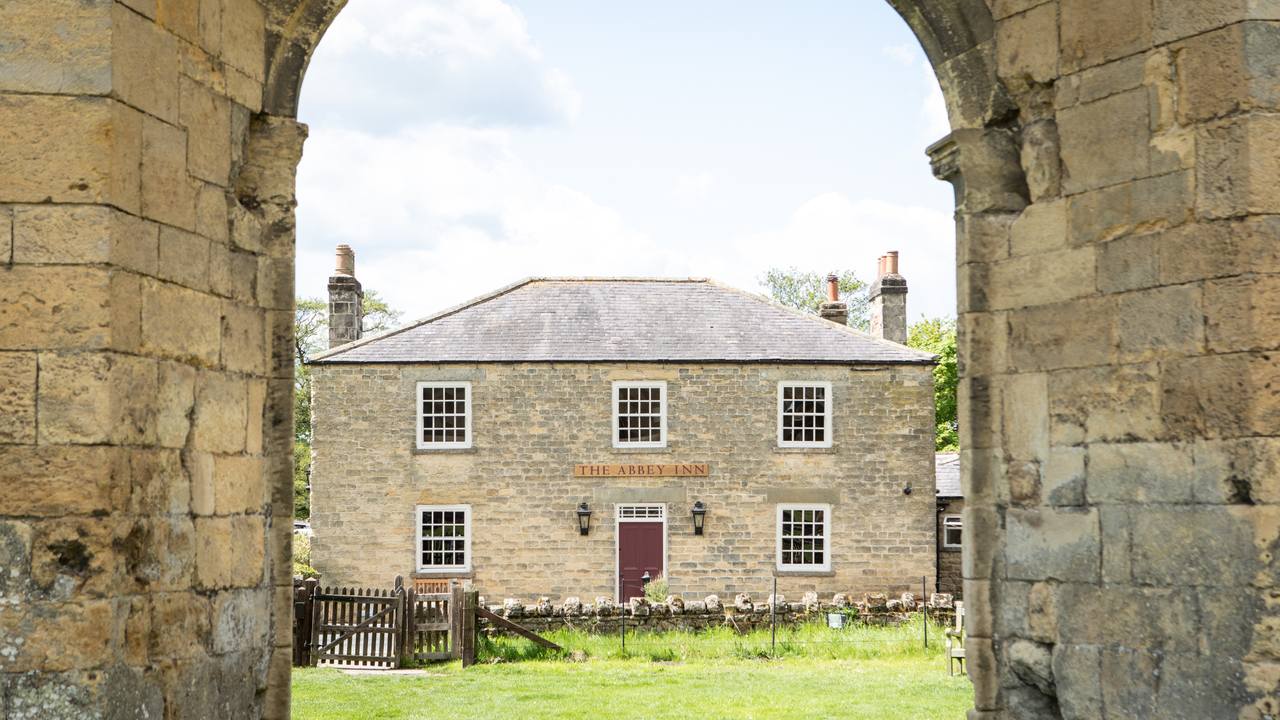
left=479, top=620, right=952, bottom=664
left=477, top=576, right=953, bottom=664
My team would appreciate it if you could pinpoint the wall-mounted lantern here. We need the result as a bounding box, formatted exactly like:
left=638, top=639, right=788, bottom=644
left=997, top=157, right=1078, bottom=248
left=692, top=501, right=707, bottom=535
left=577, top=503, right=593, bottom=536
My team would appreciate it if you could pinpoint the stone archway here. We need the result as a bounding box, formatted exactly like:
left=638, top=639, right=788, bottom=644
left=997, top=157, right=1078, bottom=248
left=2, top=2, right=1279, bottom=718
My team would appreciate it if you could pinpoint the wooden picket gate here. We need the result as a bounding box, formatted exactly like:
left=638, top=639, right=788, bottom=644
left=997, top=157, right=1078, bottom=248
left=406, top=585, right=477, bottom=665
left=294, top=576, right=479, bottom=668
left=309, top=584, right=405, bottom=668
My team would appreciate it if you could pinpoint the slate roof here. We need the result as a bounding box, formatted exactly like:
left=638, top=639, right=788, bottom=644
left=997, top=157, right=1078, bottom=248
left=936, top=452, right=961, bottom=498
left=309, top=277, right=937, bottom=365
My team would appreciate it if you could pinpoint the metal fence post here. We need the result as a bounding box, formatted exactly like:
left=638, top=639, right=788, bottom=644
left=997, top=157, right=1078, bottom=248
left=771, top=578, right=777, bottom=655
left=922, top=575, right=927, bottom=649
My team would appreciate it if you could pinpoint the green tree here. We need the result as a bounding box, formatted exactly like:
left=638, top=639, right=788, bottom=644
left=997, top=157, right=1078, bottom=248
left=294, top=440, right=312, bottom=520
left=757, top=267, right=870, bottom=331
left=907, top=316, right=959, bottom=451
left=294, top=298, right=327, bottom=444
left=293, top=290, right=404, bottom=518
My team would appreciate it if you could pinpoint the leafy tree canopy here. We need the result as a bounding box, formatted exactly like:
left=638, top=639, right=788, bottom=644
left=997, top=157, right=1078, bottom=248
left=907, top=316, right=958, bottom=452
left=757, top=267, right=870, bottom=332
left=759, top=267, right=958, bottom=452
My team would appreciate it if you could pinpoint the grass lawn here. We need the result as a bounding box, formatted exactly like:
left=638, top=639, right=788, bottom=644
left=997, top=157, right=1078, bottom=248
left=293, top=621, right=973, bottom=719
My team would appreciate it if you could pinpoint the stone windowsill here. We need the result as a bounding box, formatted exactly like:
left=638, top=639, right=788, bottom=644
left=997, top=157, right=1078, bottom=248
left=940, top=547, right=962, bottom=553
left=410, top=447, right=478, bottom=455
left=610, top=446, right=673, bottom=454
left=772, top=570, right=836, bottom=577
left=772, top=446, right=837, bottom=454
left=411, top=571, right=476, bottom=579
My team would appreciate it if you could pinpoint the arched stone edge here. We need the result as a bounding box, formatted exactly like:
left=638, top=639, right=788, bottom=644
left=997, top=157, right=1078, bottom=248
left=262, top=0, right=1013, bottom=134
left=885, top=0, right=1017, bottom=132
left=262, top=0, right=349, bottom=118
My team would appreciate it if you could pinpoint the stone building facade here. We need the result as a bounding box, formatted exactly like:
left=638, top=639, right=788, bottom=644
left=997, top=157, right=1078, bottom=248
left=935, top=452, right=963, bottom=599
left=7, top=2, right=1280, bottom=718
left=308, top=277, right=938, bottom=603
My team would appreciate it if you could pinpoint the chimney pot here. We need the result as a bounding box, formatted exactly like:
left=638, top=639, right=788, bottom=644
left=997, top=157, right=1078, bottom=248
left=869, top=250, right=908, bottom=344
left=335, top=244, right=355, bottom=277
left=328, top=244, right=364, bottom=349
left=818, top=273, right=848, bottom=326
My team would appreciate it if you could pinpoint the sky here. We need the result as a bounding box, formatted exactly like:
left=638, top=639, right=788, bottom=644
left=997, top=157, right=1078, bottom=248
left=294, top=0, right=957, bottom=327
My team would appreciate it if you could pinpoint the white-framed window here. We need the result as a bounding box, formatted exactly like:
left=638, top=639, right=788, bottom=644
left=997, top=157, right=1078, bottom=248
left=942, top=515, right=962, bottom=549
left=776, top=504, right=831, bottom=571
left=617, top=504, right=665, bottom=520
left=416, top=504, right=471, bottom=572
left=777, top=382, right=833, bottom=448
left=416, top=381, right=472, bottom=449
left=612, top=381, right=667, bottom=448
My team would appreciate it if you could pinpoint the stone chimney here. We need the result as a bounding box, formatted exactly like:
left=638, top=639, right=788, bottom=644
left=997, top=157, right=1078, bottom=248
left=817, top=274, right=848, bottom=325
left=327, top=244, right=364, bottom=349
left=870, top=251, right=907, bottom=343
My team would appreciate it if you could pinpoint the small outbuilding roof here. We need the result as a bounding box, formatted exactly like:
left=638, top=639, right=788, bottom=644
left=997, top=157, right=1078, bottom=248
left=935, top=452, right=961, bottom=498
left=309, top=277, right=936, bottom=365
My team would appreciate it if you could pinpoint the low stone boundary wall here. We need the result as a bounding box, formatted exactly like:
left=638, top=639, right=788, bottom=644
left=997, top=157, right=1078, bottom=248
left=478, top=591, right=956, bottom=636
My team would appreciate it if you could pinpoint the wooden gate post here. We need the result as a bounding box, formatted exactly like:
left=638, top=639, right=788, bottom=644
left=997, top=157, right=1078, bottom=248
left=308, top=582, right=323, bottom=667
left=401, top=584, right=415, bottom=667
left=461, top=589, right=478, bottom=667
left=393, top=576, right=404, bottom=667
left=449, top=584, right=463, bottom=661
left=293, top=584, right=307, bottom=666
left=302, top=578, right=317, bottom=665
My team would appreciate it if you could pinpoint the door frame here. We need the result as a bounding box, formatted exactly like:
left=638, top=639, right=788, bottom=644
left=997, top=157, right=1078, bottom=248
left=614, top=503, right=667, bottom=603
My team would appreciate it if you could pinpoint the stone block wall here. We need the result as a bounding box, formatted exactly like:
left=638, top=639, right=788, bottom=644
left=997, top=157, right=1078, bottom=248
left=310, top=361, right=937, bottom=603
left=0, top=3, right=297, bottom=717
left=937, top=3, right=1280, bottom=718
left=475, top=591, right=956, bottom=637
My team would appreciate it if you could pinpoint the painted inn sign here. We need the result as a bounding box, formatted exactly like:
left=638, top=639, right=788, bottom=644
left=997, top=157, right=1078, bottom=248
left=573, top=463, right=709, bottom=477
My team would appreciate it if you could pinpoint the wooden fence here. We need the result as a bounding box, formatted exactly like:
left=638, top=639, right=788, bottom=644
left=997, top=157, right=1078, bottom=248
left=294, top=576, right=481, bottom=668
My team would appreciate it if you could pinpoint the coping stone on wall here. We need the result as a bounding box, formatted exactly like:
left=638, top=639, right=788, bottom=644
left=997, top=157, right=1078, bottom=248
left=764, top=488, right=841, bottom=504
left=594, top=487, right=688, bottom=503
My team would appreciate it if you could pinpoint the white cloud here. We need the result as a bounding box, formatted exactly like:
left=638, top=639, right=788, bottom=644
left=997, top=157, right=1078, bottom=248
left=296, top=124, right=690, bottom=318
left=369, top=0, right=542, bottom=64
left=673, top=172, right=715, bottom=202
left=293, top=2, right=958, bottom=326
left=883, top=43, right=916, bottom=65
left=921, top=61, right=951, bottom=140
left=297, top=128, right=957, bottom=322
left=298, top=0, right=581, bottom=132
left=722, top=193, right=957, bottom=320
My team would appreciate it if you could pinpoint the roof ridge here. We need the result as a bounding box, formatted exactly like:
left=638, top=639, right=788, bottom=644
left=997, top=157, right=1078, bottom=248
left=309, top=276, right=540, bottom=361
left=309, top=276, right=938, bottom=364
left=310, top=277, right=727, bottom=361
left=706, top=280, right=937, bottom=361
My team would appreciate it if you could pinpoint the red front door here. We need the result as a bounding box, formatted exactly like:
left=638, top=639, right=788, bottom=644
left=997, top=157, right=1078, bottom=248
left=618, top=522, right=663, bottom=602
